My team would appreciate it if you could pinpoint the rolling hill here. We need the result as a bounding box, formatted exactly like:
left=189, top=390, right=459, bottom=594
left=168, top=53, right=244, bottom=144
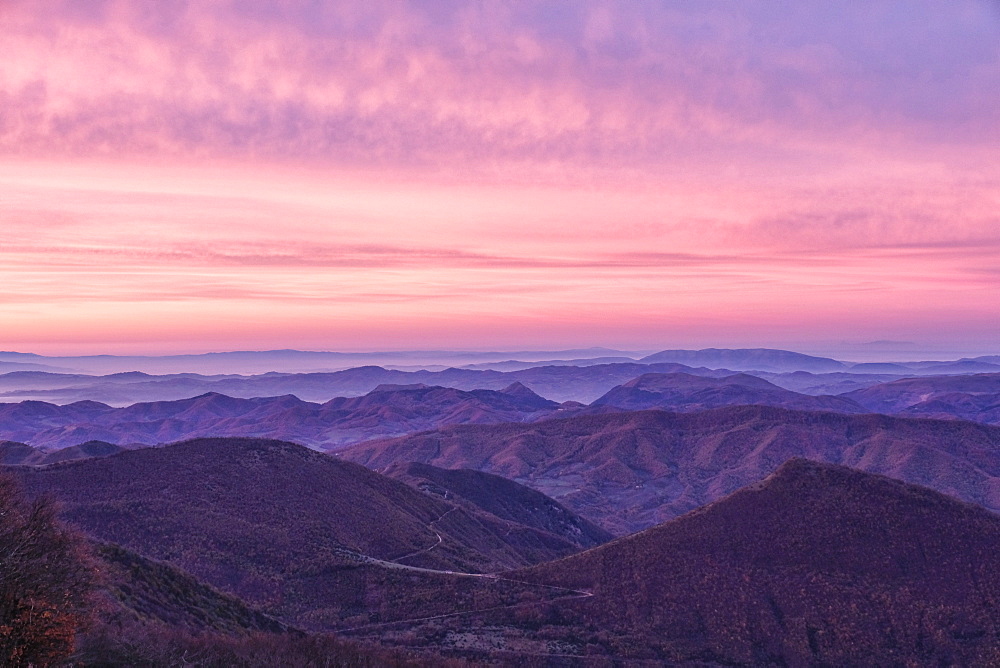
left=0, top=361, right=723, bottom=406
left=342, top=405, right=1000, bottom=534
left=0, top=439, right=127, bottom=466
left=384, top=462, right=613, bottom=550
left=592, top=371, right=865, bottom=413
left=639, top=348, right=848, bottom=372
left=493, top=459, right=1000, bottom=664
left=0, top=384, right=565, bottom=451
left=843, top=373, right=1000, bottom=425
left=11, top=437, right=605, bottom=630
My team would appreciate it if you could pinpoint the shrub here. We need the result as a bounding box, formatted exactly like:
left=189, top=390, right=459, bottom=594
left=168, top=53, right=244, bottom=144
left=0, top=473, right=94, bottom=666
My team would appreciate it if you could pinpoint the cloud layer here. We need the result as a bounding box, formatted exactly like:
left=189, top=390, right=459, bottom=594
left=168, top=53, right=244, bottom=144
left=0, top=1, right=998, bottom=354
left=3, top=1, right=998, bottom=169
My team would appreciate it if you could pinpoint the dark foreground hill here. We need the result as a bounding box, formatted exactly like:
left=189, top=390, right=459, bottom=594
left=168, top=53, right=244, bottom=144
left=495, top=460, right=1000, bottom=664
left=92, top=541, right=287, bottom=635
left=12, top=438, right=605, bottom=630
left=343, top=405, right=1000, bottom=534
left=0, top=469, right=460, bottom=668
left=84, top=541, right=470, bottom=667
left=329, top=461, right=1000, bottom=664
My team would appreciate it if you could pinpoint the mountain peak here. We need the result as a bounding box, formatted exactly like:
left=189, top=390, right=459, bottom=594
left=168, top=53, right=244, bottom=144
left=511, top=459, right=1000, bottom=663
left=500, top=381, right=542, bottom=399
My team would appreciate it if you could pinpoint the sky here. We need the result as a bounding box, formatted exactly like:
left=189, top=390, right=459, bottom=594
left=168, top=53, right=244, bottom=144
left=1, top=0, right=998, bottom=357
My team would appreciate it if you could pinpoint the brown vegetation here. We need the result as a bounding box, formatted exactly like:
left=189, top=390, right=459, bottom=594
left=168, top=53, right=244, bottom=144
left=501, top=459, right=1000, bottom=664
left=344, top=405, right=1000, bottom=533
left=12, top=437, right=601, bottom=632
left=0, top=472, right=93, bottom=666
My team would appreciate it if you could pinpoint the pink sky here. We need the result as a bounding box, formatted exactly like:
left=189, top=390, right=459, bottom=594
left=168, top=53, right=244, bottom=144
left=1, top=1, right=998, bottom=356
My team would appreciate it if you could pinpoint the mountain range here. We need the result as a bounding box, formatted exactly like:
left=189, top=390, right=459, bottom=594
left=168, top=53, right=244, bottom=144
left=12, top=437, right=610, bottom=630
left=3, top=347, right=1000, bottom=409
left=4, top=346, right=1000, bottom=662
left=459, top=459, right=1000, bottom=664
left=5, top=345, right=996, bottom=376
left=844, top=373, right=1000, bottom=424
left=0, top=348, right=644, bottom=376
left=342, top=405, right=1000, bottom=534
left=590, top=371, right=867, bottom=414
left=6, top=369, right=1000, bottom=456
left=0, top=383, right=566, bottom=451
left=13, top=443, right=1000, bottom=664
left=0, top=361, right=722, bottom=406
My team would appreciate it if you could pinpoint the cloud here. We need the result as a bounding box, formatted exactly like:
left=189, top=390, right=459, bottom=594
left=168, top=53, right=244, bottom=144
left=2, top=0, right=998, bottom=173
left=1, top=2, right=998, bottom=353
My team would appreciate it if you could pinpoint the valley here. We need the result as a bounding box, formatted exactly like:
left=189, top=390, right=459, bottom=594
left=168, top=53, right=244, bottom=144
left=4, top=348, right=1000, bottom=664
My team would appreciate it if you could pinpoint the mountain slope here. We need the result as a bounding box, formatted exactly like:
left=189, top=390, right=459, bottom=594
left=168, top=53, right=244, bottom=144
left=93, top=541, right=287, bottom=634
left=314, top=382, right=559, bottom=447
left=383, top=462, right=613, bottom=548
left=592, top=371, right=865, bottom=413
left=843, top=373, right=1000, bottom=425
left=12, top=438, right=593, bottom=627
left=342, top=406, right=1000, bottom=533
left=501, top=460, right=1000, bottom=664
left=640, top=348, right=847, bottom=372
left=0, top=440, right=41, bottom=465
left=0, top=439, right=126, bottom=466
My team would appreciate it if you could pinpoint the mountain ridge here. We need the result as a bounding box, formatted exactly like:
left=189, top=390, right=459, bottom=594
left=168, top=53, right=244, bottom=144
left=342, top=405, right=1000, bottom=534
left=10, top=436, right=607, bottom=630
left=492, top=458, right=1000, bottom=664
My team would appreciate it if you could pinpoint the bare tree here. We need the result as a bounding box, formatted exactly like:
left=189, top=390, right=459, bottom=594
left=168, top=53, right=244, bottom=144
left=0, top=473, right=93, bottom=666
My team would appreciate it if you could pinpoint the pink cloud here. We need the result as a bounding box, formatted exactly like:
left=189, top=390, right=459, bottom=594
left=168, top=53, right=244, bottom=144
left=0, top=2, right=998, bottom=354
left=2, top=1, right=998, bottom=170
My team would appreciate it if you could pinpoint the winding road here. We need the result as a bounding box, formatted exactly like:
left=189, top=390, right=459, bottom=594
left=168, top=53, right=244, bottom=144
left=390, top=507, right=457, bottom=564
left=331, top=508, right=594, bottom=635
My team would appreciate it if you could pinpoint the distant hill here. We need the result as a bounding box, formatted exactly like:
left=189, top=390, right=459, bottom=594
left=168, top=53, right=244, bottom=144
left=0, top=439, right=126, bottom=466
left=0, top=361, right=723, bottom=405
left=0, top=440, right=39, bottom=465
left=908, top=360, right=1000, bottom=374
left=0, top=384, right=564, bottom=450
left=495, top=460, right=1000, bottom=664
left=0, top=348, right=642, bottom=376
left=843, top=373, right=1000, bottom=425
left=316, top=382, right=559, bottom=446
left=37, top=440, right=128, bottom=464
left=592, top=371, right=865, bottom=413
left=342, top=406, right=1000, bottom=534
left=758, top=370, right=905, bottom=395
left=12, top=437, right=601, bottom=629
left=640, top=348, right=847, bottom=372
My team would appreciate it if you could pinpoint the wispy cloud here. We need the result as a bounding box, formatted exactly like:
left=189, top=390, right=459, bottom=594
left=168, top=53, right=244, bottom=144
left=2, top=1, right=998, bottom=171
left=0, top=1, right=998, bottom=353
